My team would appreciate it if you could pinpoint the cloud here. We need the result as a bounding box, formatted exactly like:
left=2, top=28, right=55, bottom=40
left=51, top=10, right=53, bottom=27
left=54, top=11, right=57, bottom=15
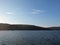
left=32, top=9, right=45, bottom=15
left=5, top=12, right=13, bottom=15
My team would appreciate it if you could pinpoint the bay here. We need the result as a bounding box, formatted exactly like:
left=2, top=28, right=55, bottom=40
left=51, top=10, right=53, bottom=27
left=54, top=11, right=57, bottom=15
left=0, top=30, right=60, bottom=45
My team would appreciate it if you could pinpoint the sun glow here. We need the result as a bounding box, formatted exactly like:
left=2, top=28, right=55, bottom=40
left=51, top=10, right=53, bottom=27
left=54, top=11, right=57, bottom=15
left=0, top=15, right=11, bottom=24
left=0, top=15, right=18, bottom=24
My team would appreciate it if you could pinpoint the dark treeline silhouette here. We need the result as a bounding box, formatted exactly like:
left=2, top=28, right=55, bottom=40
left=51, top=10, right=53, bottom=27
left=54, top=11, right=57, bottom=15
left=0, top=23, right=60, bottom=30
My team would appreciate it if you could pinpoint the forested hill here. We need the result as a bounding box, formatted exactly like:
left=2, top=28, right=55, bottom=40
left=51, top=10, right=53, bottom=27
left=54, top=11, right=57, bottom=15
left=0, top=23, right=50, bottom=30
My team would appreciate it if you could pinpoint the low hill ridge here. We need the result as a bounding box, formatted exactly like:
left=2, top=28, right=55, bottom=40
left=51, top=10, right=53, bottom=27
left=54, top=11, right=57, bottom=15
left=0, top=23, right=50, bottom=30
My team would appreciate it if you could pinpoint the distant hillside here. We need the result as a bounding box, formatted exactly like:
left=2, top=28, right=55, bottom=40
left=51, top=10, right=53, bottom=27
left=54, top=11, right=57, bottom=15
left=0, top=23, right=9, bottom=30
left=1, top=23, right=60, bottom=30
left=48, top=27, right=60, bottom=30
left=0, top=23, right=50, bottom=30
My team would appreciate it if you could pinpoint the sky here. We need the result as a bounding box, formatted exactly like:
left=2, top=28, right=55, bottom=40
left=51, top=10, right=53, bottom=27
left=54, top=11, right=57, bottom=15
left=0, top=0, right=60, bottom=27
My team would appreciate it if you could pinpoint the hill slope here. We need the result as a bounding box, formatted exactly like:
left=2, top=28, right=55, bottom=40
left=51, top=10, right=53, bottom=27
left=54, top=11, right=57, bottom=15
left=0, top=23, right=50, bottom=30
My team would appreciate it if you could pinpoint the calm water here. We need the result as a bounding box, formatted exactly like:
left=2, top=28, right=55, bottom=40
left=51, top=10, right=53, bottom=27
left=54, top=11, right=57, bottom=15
left=0, top=30, right=60, bottom=45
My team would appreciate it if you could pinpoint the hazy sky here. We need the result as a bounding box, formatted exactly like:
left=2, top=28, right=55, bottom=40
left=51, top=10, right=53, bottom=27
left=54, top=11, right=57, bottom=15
left=0, top=0, right=60, bottom=27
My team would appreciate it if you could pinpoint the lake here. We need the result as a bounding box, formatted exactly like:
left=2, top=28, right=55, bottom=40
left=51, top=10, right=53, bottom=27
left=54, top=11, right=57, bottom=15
left=0, top=30, right=60, bottom=45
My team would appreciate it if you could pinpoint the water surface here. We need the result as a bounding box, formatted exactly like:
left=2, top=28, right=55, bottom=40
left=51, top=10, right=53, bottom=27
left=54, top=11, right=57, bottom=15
left=0, top=30, right=60, bottom=45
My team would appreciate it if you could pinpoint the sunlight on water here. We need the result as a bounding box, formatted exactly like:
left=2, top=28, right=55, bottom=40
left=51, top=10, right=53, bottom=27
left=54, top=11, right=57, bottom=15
left=0, top=30, right=60, bottom=45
